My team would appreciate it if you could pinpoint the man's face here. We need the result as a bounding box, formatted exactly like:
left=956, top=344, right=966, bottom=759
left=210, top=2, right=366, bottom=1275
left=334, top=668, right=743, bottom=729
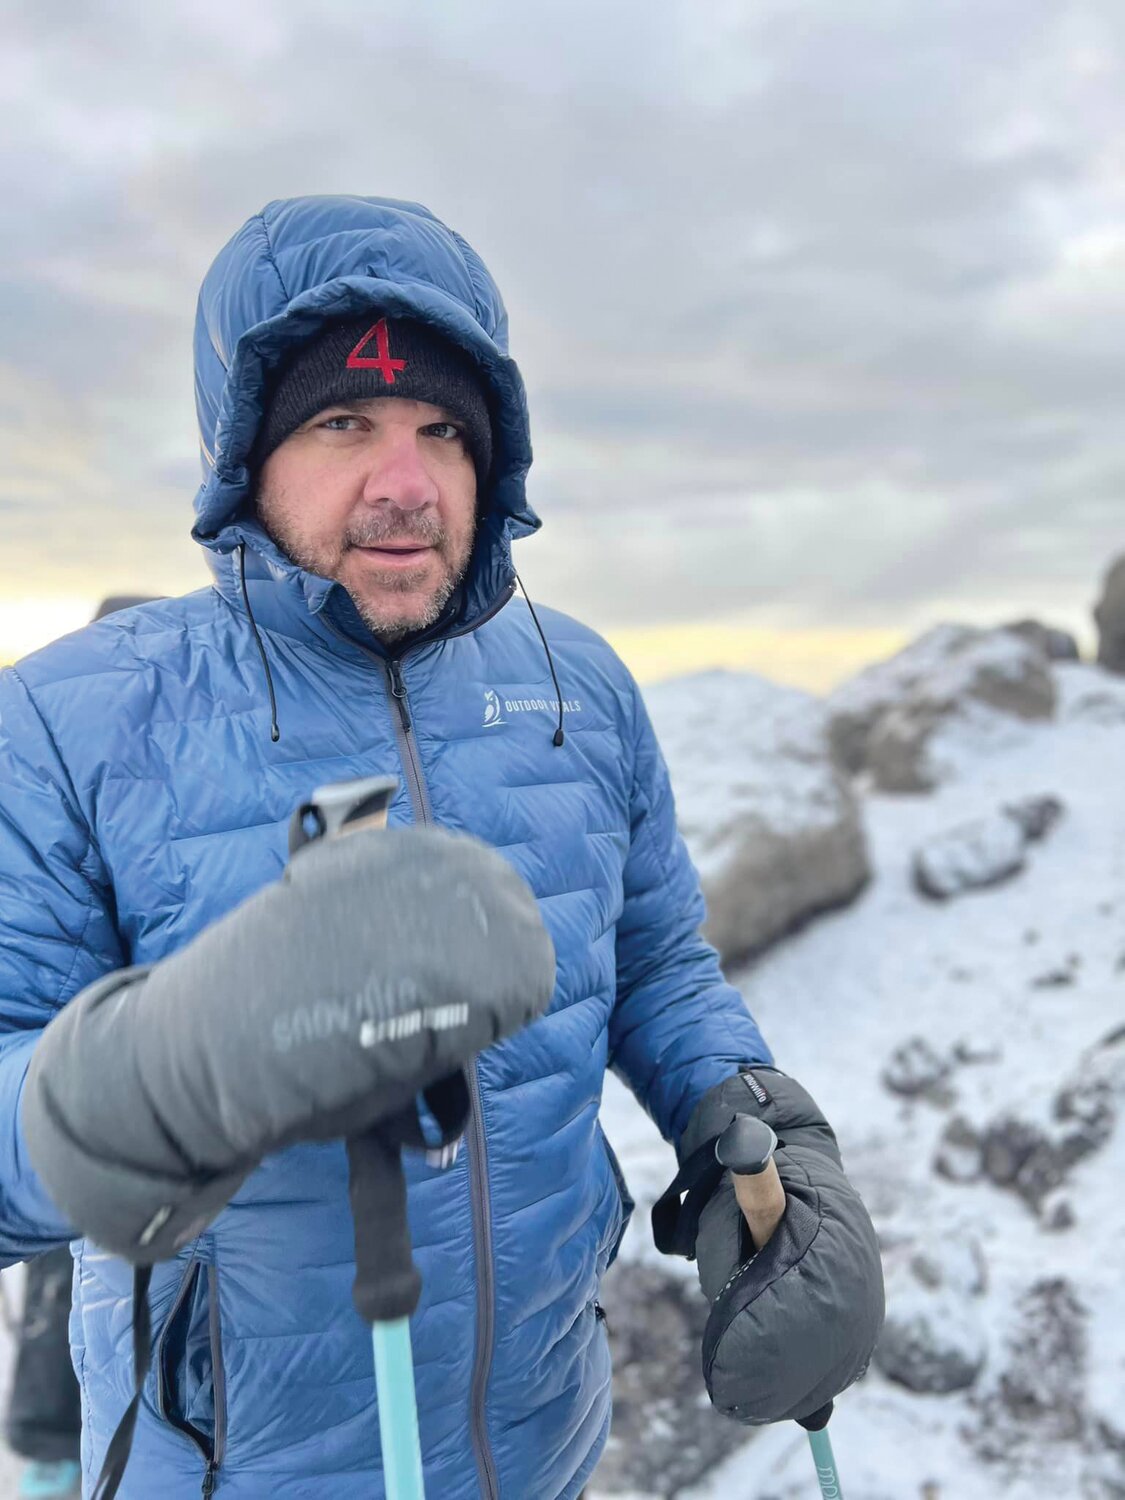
left=257, top=397, right=478, bottom=645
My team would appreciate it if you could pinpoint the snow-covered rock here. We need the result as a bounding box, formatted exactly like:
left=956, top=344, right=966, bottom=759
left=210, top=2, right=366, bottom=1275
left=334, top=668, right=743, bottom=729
left=644, top=671, right=869, bottom=963
left=594, top=1260, right=751, bottom=1497
left=970, top=1279, right=1090, bottom=1462
left=912, top=810, right=1028, bottom=899
left=1003, top=618, right=1080, bottom=662
left=875, top=1286, right=987, bottom=1394
left=911, top=796, right=1064, bottom=900
left=826, top=625, right=1056, bottom=791
left=881, top=1037, right=952, bottom=1098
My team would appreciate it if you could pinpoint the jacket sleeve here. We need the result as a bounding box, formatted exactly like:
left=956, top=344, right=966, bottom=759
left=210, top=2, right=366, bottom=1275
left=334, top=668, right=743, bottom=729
left=609, top=681, right=773, bottom=1146
left=0, top=666, right=123, bottom=1261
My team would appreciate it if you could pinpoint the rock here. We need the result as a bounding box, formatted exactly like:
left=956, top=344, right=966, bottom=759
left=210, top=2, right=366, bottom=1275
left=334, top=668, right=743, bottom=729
left=936, top=1069, right=1115, bottom=1213
left=1054, top=1078, right=1117, bottom=1154
left=1084, top=1419, right=1125, bottom=1497
left=1002, top=794, right=1065, bottom=842
left=596, top=1260, right=752, bottom=1496
left=875, top=1286, right=987, bottom=1393
left=826, top=624, right=1056, bottom=791
left=910, top=1235, right=988, bottom=1297
left=1031, top=963, right=1078, bottom=989
left=952, top=1038, right=1003, bottom=1065
left=1041, top=1195, right=1076, bottom=1232
left=645, top=672, right=870, bottom=964
left=93, top=595, right=157, bottom=620
left=882, top=1037, right=952, bottom=1098
left=980, top=1116, right=1067, bottom=1207
left=1094, top=555, right=1125, bottom=675
left=1004, top=617, right=1080, bottom=662
left=912, top=795, right=1063, bottom=901
left=934, top=1116, right=984, bottom=1181
left=866, top=701, right=946, bottom=794
left=972, top=1278, right=1087, bottom=1455
left=912, top=811, right=1027, bottom=900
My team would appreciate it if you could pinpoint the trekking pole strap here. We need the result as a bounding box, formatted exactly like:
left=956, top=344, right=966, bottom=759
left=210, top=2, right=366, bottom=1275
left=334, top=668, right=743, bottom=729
left=92, top=1263, right=153, bottom=1500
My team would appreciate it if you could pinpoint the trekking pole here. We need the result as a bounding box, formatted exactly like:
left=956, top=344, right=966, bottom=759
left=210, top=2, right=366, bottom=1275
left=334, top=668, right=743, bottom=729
left=715, top=1115, right=846, bottom=1500
left=290, top=775, right=435, bottom=1500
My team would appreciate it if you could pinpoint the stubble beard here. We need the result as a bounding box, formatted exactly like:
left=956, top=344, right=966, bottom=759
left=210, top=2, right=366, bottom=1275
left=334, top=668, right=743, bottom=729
left=257, top=496, right=476, bottom=647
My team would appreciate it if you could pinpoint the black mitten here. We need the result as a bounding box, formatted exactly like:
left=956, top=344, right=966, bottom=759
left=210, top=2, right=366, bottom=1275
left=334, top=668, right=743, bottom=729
left=653, top=1067, right=884, bottom=1425
left=23, top=825, right=555, bottom=1261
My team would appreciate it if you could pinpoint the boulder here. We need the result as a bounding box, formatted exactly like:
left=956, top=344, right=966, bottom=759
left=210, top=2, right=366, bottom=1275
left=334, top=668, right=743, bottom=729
left=913, top=810, right=1027, bottom=900
left=826, top=625, right=1056, bottom=791
left=645, top=671, right=870, bottom=964
left=1094, top=555, right=1125, bottom=675
left=595, top=1260, right=752, bottom=1496
left=93, top=595, right=158, bottom=620
left=875, top=1286, right=986, bottom=1394
left=912, top=796, right=1064, bottom=900
left=1004, top=618, right=1080, bottom=662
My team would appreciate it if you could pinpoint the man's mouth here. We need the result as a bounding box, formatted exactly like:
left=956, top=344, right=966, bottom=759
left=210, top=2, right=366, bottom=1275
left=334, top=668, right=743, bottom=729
left=354, top=542, right=434, bottom=564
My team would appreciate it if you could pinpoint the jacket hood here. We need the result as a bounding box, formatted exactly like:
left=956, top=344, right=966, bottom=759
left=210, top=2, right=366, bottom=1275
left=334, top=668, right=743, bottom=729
left=190, top=196, right=539, bottom=641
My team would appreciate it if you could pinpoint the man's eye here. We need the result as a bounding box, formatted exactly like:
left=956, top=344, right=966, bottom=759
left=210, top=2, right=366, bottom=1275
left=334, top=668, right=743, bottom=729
left=424, top=422, right=463, bottom=442
left=320, top=415, right=360, bottom=431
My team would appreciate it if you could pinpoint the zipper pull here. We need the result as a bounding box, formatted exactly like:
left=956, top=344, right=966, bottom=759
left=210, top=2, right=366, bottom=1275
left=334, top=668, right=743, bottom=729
left=201, top=1461, right=217, bottom=1497
left=387, top=659, right=412, bottom=732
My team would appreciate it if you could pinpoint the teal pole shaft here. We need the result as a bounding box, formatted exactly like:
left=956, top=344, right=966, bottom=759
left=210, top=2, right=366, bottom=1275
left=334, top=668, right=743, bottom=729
left=806, top=1426, right=843, bottom=1499
left=372, top=1320, right=426, bottom=1499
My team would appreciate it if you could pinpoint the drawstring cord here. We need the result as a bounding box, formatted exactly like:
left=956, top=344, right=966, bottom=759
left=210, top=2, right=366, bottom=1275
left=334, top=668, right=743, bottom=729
left=239, top=544, right=281, bottom=743
left=236, top=547, right=561, bottom=751
left=514, top=570, right=565, bottom=747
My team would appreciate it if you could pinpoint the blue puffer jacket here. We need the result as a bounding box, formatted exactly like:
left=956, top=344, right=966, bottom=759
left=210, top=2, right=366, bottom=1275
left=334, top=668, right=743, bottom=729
left=0, top=197, right=771, bottom=1499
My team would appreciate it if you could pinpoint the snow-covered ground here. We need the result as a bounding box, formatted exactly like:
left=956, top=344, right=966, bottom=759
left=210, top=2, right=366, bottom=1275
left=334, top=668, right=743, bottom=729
left=595, top=660, right=1125, bottom=1498
left=1, top=660, right=1121, bottom=1497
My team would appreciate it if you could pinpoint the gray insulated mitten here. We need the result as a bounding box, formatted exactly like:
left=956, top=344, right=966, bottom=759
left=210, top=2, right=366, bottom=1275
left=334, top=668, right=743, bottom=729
left=654, top=1067, right=884, bottom=1426
left=22, top=825, right=556, bottom=1262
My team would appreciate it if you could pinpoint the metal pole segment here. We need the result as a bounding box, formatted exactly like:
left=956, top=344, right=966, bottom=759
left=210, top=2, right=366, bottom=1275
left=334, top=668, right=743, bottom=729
left=372, top=1320, right=426, bottom=1499
left=806, top=1425, right=843, bottom=1498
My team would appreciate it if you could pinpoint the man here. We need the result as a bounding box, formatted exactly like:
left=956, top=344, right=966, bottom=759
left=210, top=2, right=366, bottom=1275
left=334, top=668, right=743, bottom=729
left=0, top=196, right=882, bottom=1498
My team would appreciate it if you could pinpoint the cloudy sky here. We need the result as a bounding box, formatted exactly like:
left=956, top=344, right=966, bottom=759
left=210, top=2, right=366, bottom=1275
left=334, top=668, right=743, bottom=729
left=1, top=0, right=1122, bottom=685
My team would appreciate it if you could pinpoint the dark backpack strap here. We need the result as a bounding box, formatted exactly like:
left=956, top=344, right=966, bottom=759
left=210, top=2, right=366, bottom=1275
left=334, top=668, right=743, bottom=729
left=92, top=1263, right=153, bottom=1500
left=651, top=1137, right=724, bottom=1259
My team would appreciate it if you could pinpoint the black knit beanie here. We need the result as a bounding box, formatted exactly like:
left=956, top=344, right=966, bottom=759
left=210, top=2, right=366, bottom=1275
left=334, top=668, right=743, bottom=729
left=256, top=316, right=493, bottom=478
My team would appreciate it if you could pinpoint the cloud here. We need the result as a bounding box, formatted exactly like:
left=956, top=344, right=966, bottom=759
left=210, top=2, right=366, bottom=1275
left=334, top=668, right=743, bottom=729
left=0, top=0, right=1122, bottom=641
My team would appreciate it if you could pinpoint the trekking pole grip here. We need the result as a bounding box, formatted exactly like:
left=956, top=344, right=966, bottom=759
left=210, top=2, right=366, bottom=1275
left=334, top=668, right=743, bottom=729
left=715, top=1114, right=787, bottom=1251
left=346, top=1127, right=423, bottom=1324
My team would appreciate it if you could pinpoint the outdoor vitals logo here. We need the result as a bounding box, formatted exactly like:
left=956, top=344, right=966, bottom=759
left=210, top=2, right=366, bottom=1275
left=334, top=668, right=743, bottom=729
left=481, top=687, right=583, bottom=728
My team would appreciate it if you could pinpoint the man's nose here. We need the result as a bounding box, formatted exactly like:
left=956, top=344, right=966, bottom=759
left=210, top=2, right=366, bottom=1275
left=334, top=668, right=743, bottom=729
left=360, top=432, right=439, bottom=512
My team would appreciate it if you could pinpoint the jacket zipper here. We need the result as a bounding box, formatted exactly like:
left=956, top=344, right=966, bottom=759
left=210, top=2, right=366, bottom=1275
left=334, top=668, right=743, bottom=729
left=155, top=1259, right=226, bottom=1498
left=382, top=655, right=501, bottom=1500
